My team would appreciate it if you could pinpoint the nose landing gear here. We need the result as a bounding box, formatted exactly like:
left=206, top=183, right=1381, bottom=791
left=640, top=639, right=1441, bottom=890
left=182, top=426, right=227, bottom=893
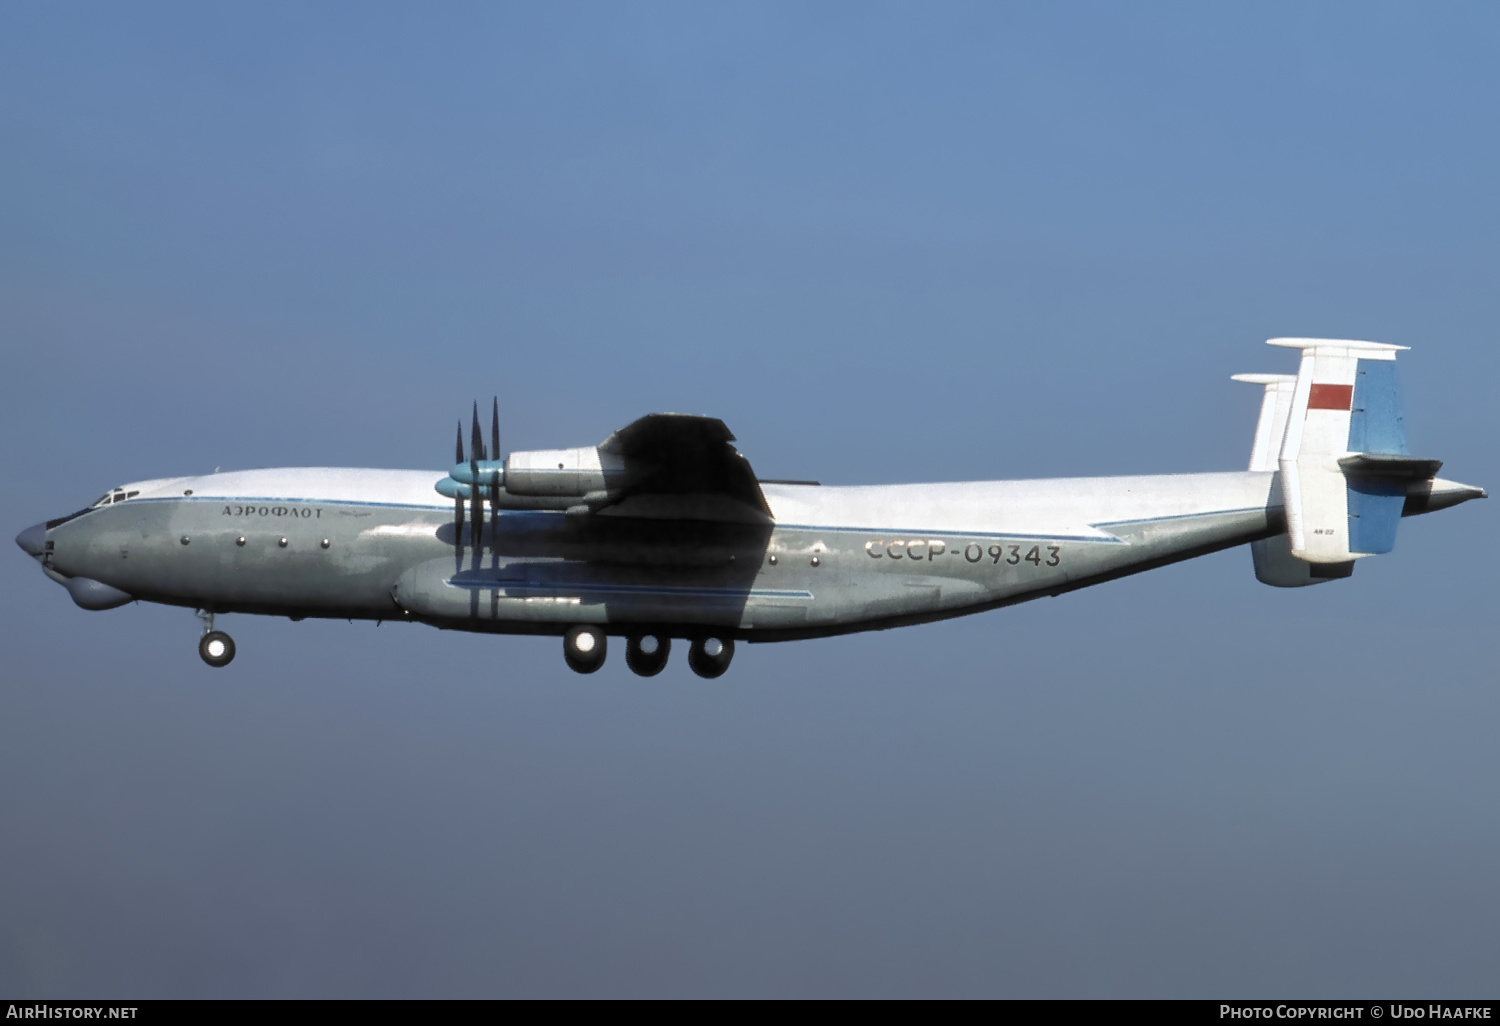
left=688, top=636, right=734, bottom=679
left=625, top=634, right=671, bottom=677
left=199, top=631, right=236, bottom=667
left=196, top=610, right=235, bottom=668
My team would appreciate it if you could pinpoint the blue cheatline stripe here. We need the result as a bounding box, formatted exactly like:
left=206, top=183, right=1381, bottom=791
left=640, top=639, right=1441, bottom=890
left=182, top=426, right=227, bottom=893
left=136, top=495, right=452, bottom=511
left=1348, top=359, right=1408, bottom=456
left=776, top=523, right=1122, bottom=543
left=447, top=580, right=814, bottom=600
left=146, top=496, right=1262, bottom=542
left=784, top=506, right=1264, bottom=542
left=1090, top=506, right=1267, bottom=528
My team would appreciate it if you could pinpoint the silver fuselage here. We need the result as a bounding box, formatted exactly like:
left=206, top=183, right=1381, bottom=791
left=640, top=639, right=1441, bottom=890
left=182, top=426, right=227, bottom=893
left=34, top=466, right=1305, bottom=641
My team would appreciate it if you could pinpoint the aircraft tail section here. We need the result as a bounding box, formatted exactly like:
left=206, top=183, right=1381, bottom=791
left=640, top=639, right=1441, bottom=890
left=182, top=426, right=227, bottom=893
left=1232, top=338, right=1478, bottom=588
left=1271, top=337, right=1413, bottom=566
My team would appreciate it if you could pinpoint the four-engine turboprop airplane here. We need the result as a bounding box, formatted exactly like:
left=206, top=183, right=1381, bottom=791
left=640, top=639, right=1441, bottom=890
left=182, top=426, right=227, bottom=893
left=14, top=339, right=1485, bottom=678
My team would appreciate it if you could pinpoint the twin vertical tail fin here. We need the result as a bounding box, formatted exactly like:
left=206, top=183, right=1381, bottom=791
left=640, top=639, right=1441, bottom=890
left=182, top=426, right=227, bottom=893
left=1230, top=372, right=1297, bottom=474
left=1232, top=370, right=1321, bottom=587
left=1234, top=339, right=1483, bottom=588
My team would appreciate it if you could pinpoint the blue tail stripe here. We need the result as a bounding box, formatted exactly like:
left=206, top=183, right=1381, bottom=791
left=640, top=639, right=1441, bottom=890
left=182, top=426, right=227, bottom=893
left=1347, top=359, right=1408, bottom=455
left=1347, top=475, right=1406, bottom=554
left=1345, top=358, right=1409, bottom=554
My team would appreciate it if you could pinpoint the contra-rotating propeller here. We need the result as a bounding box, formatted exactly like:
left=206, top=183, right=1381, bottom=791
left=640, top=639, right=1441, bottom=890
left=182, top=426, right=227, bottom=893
left=453, top=398, right=502, bottom=555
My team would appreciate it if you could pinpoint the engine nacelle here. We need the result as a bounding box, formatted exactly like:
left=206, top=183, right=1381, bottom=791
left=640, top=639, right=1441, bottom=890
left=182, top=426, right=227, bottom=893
left=503, top=446, right=627, bottom=497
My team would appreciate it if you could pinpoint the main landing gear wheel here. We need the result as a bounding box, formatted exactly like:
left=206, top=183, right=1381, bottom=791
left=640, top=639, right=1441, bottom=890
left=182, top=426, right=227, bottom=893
left=625, top=634, right=671, bottom=677
left=688, top=636, right=734, bottom=679
left=563, top=625, right=607, bottom=674
left=198, top=630, right=236, bottom=668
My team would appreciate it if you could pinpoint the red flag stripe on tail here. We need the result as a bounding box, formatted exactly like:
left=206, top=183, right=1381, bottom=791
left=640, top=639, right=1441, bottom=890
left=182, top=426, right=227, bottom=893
left=1307, top=383, right=1354, bottom=411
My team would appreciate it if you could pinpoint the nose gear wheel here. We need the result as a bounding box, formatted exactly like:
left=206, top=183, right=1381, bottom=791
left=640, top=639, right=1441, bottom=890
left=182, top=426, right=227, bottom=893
left=198, top=631, right=236, bottom=668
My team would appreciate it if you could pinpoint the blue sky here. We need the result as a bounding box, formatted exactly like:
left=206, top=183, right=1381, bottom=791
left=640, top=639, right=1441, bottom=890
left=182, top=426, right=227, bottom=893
left=2, top=2, right=1497, bottom=997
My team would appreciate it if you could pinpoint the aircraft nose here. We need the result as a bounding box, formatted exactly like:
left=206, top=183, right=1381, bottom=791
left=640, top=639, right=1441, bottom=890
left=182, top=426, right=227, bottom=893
left=15, top=523, right=46, bottom=557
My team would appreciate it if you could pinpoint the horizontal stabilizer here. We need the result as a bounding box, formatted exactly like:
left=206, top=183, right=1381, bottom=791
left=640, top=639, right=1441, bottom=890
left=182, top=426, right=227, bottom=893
left=1338, top=454, right=1444, bottom=480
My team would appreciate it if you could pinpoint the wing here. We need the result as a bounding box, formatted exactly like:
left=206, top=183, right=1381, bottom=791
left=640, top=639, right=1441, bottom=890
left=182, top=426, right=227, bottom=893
left=596, top=413, right=773, bottom=523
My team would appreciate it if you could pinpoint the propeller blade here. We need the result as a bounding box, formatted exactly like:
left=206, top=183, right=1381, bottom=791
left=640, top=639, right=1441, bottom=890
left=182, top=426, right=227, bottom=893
left=491, top=397, right=500, bottom=466
left=470, top=403, right=483, bottom=554
left=489, top=396, right=501, bottom=545
left=454, top=420, right=465, bottom=547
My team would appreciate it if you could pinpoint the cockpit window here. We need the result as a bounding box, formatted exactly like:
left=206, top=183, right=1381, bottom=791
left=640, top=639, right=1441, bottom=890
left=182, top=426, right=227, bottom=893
left=59, top=486, right=130, bottom=526
left=90, top=488, right=138, bottom=508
